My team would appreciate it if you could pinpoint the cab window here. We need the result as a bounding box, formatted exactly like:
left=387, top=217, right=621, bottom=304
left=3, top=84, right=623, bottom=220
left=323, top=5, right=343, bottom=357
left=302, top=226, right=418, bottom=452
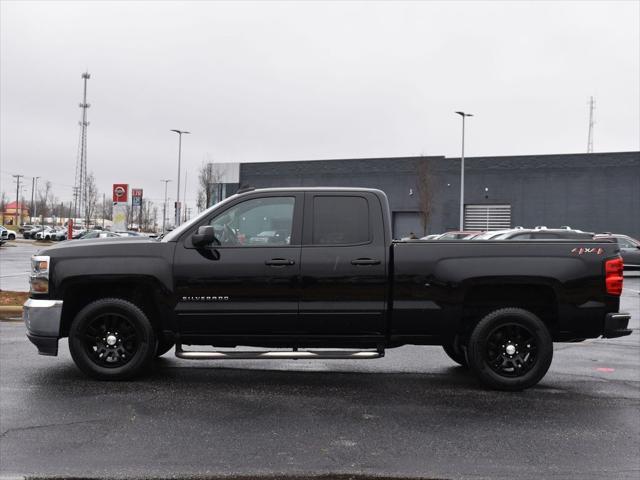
left=208, top=197, right=295, bottom=246
left=312, top=196, right=370, bottom=245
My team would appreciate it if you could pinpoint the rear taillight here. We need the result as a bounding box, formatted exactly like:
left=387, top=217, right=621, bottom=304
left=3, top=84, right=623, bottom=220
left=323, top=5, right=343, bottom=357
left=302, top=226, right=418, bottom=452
left=605, top=257, right=624, bottom=296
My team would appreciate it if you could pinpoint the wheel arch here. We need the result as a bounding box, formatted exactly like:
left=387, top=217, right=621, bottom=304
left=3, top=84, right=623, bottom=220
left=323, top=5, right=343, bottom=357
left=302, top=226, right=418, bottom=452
left=59, top=276, right=174, bottom=337
left=459, top=278, right=559, bottom=336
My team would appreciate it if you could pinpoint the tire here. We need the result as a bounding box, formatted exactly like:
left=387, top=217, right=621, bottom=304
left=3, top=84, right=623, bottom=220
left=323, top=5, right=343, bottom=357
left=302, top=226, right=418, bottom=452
left=156, top=339, right=175, bottom=357
left=8, top=233, right=15, bottom=240
left=467, top=308, right=553, bottom=391
left=69, top=298, right=157, bottom=380
left=442, top=336, right=468, bottom=367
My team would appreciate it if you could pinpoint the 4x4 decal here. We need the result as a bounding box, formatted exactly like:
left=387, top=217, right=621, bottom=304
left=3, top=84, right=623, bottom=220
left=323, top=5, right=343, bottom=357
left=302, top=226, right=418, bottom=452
left=571, top=247, right=604, bottom=255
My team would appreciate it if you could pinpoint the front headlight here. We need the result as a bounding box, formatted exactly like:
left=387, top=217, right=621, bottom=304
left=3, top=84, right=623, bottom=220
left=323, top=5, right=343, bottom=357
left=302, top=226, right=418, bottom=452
left=30, top=255, right=50, bottom=294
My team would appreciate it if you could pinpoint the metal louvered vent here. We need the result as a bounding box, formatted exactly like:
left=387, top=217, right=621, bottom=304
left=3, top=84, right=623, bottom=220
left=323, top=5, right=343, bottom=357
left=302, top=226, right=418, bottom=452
left=464, top=204, right=511, bottom=231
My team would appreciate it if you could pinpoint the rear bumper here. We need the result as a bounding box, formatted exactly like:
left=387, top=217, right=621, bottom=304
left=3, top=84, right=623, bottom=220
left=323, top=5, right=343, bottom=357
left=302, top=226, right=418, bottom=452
left=23, top=299, right=63, bottom=356
left=603, top=313, right=632, bottom=338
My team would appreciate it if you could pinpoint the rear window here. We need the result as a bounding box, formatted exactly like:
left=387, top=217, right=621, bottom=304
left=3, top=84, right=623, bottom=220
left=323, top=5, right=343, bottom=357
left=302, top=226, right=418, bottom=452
left=312, top=196, right=369, bottom=245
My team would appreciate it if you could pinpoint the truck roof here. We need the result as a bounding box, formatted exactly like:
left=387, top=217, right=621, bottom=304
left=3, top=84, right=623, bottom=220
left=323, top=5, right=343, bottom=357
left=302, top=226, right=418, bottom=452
left=235, top=186, right=386, bottom=195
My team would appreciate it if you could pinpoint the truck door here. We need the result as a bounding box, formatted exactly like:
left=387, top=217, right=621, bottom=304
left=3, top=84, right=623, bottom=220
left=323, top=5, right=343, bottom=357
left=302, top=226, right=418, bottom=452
left=173, top=193, right=303, bottom=336
left=299, top=192, right=388, bottom=338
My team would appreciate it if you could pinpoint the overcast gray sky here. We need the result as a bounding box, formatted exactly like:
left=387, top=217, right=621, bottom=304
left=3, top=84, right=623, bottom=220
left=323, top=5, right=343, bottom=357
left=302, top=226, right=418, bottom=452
left=1, top=0, right=639, bottom=209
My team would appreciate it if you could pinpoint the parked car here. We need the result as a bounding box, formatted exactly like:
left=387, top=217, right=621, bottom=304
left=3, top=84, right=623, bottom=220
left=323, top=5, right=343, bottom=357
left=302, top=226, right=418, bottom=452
left=18, top=224, right=34, bottom=234
left=23, top=187, right=630, bottom=391
left=492, top=228, right=594, bottom=240
left=79, top=230, right=121, bottom=239
left=70, top=229, right=86, bottom=239
left=594, top=234, right=640, bottom=271
left=52, top=228, right=68, bottom=241
left=0, top=226, right=16, bottom=241
left=24, top=225, right=46, bottom=239
left=114, top=231, right=144, bottom=237
left=436, top=231, right=483, bottom=240
left=472, top=229, right=518, bottom=240
left=35, top=227, right=61, bottom=241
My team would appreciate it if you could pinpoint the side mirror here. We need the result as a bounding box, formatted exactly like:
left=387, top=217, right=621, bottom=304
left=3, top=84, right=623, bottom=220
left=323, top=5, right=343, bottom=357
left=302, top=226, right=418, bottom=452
left=192, top=226, right=215, bottom=247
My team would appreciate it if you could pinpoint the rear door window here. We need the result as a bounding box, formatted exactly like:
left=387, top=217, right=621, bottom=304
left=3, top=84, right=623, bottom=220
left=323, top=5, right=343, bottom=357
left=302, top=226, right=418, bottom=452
left=312, top=196, right=370, bottom=245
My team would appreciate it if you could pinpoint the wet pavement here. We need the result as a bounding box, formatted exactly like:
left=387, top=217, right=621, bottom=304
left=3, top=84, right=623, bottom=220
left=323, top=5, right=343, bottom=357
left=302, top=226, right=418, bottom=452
left=0, top=279, right=638, bottom=479
left=0, top=240, right=44, bottom=292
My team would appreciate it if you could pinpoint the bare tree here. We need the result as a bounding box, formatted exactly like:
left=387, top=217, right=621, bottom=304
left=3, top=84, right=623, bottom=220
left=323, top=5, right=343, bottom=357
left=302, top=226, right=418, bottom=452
left=196, top=159, right=224, bottom=212
left=139, top=198, right=156, bottom=231
left=0, top=192, right=7, bottom=222
left=416, top=159, right=434, bottom=236
left=36, top=181, right=54, bottom=218
left=84, top=173, right=99, bottom=226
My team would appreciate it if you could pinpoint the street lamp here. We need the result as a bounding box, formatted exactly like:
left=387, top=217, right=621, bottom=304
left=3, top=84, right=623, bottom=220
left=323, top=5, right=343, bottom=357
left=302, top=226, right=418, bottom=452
left=161, top=179, right=171, bottom=233
left=455, top=111, right=473, bottom=230
left=170, top=129, right=190, bottom=227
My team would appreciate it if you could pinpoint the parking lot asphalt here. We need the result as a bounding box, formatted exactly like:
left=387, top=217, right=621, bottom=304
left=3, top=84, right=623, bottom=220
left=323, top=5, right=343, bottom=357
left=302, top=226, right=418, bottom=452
left=0, top=240, right=45, bottom=292
left=0, top=279, right=638, bottom=480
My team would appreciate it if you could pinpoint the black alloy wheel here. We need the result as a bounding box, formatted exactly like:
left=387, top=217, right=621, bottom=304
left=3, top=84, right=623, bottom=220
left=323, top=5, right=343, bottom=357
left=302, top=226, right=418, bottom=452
left=82, top=312, right=138, bottom=367
left=485, top=324, right=537, bottom=377
left=467, top=308, right=553, bottom=391
left=69, top=298, right=156, bottom=380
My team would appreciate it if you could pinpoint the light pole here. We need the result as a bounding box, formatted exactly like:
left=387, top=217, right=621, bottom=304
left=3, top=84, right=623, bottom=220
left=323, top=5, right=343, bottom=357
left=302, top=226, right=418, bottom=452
left=455, top=111, right=473, bottom=230
left=161, top=179, right=171, bottom=233
left=170, top=129, right=190, bottom=227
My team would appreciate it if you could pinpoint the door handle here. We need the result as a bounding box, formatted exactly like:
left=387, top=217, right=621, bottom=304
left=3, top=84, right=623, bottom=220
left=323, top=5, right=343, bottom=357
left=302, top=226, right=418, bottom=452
left=265, top=258, right=296, bottom=266
left=351, top=258, right=381, bottom=266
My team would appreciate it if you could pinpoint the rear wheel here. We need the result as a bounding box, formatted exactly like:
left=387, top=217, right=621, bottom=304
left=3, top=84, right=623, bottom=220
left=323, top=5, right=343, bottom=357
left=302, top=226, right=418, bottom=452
left=69, top=298, right=156, bottom=380
left=467, top=308, right=553, bottom=391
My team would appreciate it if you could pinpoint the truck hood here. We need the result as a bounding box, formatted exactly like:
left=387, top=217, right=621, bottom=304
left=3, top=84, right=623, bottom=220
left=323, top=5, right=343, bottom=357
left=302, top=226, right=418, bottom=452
left=37, top=236, right=163, bottom=258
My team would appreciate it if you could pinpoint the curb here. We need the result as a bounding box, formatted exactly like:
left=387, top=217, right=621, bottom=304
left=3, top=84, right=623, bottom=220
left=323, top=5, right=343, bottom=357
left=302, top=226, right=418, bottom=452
left=0, top=306, right=23, bottom=322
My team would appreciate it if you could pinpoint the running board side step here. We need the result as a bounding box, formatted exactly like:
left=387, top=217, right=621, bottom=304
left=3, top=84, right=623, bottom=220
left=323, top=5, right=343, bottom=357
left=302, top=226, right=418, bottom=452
left=175, top=346, right=384, bottom=360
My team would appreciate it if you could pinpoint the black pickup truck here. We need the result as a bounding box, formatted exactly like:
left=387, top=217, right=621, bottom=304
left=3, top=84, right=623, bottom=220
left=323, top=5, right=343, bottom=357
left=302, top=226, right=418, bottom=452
left=23, top=188, right=631, bottom=390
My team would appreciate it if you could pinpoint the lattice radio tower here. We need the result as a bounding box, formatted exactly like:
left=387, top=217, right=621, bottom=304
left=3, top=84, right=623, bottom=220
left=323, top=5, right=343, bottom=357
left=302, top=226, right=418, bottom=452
left=73, top=72, right=91, bottom=220
left=587, top=96, right=595, bottom=153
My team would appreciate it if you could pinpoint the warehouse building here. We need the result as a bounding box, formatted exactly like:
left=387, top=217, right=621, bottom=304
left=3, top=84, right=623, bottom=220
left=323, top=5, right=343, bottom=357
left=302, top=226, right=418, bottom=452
left=217, top=151, right=639, bottom=239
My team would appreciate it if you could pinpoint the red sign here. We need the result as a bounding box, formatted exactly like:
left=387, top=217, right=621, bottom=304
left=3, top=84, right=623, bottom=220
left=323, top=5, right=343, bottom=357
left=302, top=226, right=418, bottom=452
left=113, top=184, right=129, bottom=203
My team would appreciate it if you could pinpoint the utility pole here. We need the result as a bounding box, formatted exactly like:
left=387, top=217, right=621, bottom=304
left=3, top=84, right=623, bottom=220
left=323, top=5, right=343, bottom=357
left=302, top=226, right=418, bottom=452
left=73, top=72, right=91, bottom=221
left=170, top=129, right=190, bottom=227
left=161, top=179, right=171, bottom=233
left=12, top=175, right=23, bottom=227
left=33, top=177, right=40, bottom=219
left=455, top=111, right=473, bottom=231
left=30, top=176, right=40, bottom=223
left=587, top=96, right=595, bottom=153
left=102, top=193, right=106, bottom=228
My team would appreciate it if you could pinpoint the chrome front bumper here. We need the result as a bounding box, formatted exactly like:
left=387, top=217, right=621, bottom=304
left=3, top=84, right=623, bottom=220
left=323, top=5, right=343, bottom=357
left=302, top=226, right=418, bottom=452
left=23, top=299, right=63, bottom=356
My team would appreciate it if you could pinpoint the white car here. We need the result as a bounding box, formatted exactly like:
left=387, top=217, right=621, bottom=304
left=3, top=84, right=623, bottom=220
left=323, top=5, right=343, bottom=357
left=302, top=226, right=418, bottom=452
left=0, top=226, right=16, bottom=241
left=52, top=228, right=68, bottom=241
left=34, top=227, right=56, bottom=241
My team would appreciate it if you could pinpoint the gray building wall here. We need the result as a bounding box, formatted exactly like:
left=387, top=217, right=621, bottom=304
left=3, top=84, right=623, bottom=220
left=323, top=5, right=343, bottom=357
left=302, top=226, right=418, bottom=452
left=238, top=151, right=640, bottom=239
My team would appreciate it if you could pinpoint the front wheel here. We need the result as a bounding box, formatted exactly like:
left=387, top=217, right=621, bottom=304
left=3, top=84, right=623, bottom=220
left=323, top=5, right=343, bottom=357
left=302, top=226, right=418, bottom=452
left=69, top=298, right=157, bottom=380
left=467, top=308, right=553, bottom=391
